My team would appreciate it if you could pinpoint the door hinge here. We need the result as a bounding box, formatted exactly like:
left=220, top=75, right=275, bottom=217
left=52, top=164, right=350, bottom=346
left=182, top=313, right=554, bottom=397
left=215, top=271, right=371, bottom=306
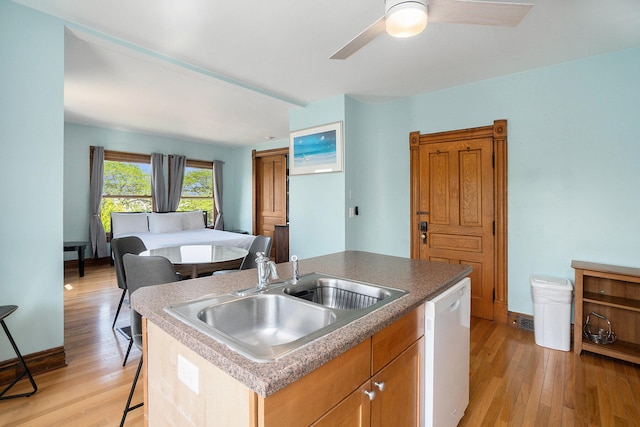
left=492, top=152, right=495, bottom=168
left=492, top=221, right=495, bottom=235
left=493, top=288, right=495, bottom=302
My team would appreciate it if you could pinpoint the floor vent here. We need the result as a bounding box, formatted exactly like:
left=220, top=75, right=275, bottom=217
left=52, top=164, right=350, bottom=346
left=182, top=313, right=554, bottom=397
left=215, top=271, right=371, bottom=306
left=517, top=316, right=535, bottom=332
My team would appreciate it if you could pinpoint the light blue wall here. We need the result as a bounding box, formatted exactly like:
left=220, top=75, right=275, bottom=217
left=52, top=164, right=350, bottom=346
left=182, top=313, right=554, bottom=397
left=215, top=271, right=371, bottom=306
left=344, top=47, right=640, bottom=316
left=63, top=123, right=240, bottom=252
left=344, top=97, right=412, bottom=256
left=289, top=96, right=347, bottom=259
left=0, top=2, right=64, bottom=360
left=406, top=48, right=640, bottom=315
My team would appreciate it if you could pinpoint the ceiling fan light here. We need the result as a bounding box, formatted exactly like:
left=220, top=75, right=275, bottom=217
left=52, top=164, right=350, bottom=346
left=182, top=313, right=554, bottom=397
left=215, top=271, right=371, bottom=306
left=385, top=0, right=428, bottom=38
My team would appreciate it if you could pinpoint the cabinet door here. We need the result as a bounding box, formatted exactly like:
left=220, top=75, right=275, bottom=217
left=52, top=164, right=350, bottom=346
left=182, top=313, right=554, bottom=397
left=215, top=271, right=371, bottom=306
left=260, top=340, right=371, bottom=427
left=371, top=338, right=423, bottom=427
left=312, top=382, right=371, bottom=427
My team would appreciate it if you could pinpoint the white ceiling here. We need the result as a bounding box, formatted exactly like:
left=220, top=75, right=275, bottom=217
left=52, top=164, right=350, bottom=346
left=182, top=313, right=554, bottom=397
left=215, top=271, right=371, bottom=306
left=14, top=0, right=640, bottom=146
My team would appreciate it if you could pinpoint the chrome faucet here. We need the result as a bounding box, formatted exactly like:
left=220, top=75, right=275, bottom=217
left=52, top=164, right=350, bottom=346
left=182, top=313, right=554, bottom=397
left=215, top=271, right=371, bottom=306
left=290, top=255, right=299, bottom=284
left=256, top=252, right=279, bottom=290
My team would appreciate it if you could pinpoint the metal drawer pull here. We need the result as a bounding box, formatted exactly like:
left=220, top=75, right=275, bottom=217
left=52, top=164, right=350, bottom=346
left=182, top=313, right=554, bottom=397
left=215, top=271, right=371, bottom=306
left=374, top=381, right=385, bottom=391
left=363, top=390, right=376, bottom=401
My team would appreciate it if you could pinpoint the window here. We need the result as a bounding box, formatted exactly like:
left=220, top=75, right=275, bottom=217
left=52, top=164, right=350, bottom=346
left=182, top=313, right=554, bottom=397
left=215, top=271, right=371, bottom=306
left=175, top=159, right=214, bottom=223
left=90, top=148, right=216, bottom=232
left=92, top=148, right=152, bottom=233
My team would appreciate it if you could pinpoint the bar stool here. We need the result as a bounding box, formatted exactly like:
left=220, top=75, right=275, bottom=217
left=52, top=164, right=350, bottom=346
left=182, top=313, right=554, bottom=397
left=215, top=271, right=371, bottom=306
left=0, top=305, right=37, bottom=400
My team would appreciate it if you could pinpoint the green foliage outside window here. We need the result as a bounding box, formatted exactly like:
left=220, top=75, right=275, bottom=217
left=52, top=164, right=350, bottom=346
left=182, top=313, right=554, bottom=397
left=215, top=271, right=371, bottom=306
left=101, top=161, right=152, bottom=232
left=103, top=161, right=151, bottom=196
left=100, top=161, right=214, bottom=232
left=179, top=167, right=214, bottom=224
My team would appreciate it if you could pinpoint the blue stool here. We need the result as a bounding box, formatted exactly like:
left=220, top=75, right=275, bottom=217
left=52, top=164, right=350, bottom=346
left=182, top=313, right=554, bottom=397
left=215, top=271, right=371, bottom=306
left=0, top=305, right=37, bottom=400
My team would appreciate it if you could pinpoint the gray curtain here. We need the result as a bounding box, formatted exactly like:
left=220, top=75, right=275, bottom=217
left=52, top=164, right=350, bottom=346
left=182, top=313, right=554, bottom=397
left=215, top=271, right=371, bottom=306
left=168, top=155, right=186, bottom=212
left=151, top=153, right=167, bottom=212
left=89, top=146, right=108, bottom=258
left=213, top=160, right=224, bottom=230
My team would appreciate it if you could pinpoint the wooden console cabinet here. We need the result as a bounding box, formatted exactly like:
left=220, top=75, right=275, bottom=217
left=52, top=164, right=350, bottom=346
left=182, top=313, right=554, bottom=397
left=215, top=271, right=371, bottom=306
left=273, top=225, right=289, bottom=263
left=572, top=260, right=640, bottom=364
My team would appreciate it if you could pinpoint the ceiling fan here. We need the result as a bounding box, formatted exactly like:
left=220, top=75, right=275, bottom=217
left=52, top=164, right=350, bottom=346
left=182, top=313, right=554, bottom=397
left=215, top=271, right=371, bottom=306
left=330, top=0, right=533, bottom=60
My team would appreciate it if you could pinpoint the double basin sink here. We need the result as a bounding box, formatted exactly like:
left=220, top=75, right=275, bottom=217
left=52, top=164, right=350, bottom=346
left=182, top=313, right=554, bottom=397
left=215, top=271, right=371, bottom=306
left=165, top=273, right=407, bottom=362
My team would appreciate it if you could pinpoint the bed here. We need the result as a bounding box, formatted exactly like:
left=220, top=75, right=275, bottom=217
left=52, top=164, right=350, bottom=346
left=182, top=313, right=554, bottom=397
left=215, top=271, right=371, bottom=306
left=110, top=211, right=255, bottom=252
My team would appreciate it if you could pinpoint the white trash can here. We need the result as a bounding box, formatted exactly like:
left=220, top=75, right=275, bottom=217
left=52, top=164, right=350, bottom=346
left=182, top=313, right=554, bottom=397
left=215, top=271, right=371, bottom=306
left=530, top=274, right=573, bottom=351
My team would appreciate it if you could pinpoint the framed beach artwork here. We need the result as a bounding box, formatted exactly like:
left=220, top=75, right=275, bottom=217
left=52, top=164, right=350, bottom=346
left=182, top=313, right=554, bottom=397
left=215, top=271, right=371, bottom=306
left=289, top=121, right=343, bottom=175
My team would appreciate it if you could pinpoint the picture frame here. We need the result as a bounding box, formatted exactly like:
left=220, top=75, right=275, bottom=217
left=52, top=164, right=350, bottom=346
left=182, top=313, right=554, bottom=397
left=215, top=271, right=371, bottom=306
left=289, top=121, right=343, bottom=175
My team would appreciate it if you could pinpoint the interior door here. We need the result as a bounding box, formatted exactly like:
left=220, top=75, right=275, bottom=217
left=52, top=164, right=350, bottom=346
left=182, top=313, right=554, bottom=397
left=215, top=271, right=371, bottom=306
left=253, top=149, right=288, bottom=259
left=410, top=123, right=506, bottom=320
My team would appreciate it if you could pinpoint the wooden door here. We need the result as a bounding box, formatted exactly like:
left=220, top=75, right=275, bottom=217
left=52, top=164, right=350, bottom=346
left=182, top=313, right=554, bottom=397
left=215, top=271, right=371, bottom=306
left=253, top=148, right=288, bottom=259
left=410, top=121, right=508, bottom=321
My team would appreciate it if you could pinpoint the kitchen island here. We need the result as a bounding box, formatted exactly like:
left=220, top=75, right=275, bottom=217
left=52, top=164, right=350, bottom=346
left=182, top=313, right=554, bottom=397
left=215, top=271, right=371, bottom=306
left=132, top=251, right=471, bottom=426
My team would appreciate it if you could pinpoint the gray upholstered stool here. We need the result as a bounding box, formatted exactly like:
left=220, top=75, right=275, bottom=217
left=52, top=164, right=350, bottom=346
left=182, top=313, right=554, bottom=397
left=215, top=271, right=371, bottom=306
left=0, top=305, right=38, bottom=400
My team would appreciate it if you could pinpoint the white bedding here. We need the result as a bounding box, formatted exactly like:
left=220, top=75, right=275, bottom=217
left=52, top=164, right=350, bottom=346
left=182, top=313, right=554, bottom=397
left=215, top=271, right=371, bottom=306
left=119, top=229, right=255, bottom=251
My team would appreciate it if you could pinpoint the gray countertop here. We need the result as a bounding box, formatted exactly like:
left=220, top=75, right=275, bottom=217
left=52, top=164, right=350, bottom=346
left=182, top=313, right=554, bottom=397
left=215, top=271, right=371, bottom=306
left=132, top=250, right=471, bottom=397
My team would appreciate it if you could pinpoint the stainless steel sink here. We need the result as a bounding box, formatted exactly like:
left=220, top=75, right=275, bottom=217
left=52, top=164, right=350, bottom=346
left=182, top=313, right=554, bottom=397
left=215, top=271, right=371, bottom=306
left=281, top=274, right=405, bottom=310
left=165, top=273, right=407, bottom=362
left=198, top=294, right=336, bottom=348
left=166, top=294, right=337, bottom=361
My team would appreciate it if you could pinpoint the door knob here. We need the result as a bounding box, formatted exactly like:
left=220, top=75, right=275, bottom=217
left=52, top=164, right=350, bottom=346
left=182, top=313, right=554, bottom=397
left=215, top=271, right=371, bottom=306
left=420, top=221, right=428, bottom=244
left=363, top=389, right=376, bottom=401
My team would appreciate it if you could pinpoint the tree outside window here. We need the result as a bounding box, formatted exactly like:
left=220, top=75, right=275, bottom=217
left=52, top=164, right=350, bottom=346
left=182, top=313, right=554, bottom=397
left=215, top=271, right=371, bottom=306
left=90, top=148, right=154, bottom=233
left=94, top=149, right=215, bottom=232
left=178, top=164, right=214, bottom=224
left=101, top=160, right=152, bottom=232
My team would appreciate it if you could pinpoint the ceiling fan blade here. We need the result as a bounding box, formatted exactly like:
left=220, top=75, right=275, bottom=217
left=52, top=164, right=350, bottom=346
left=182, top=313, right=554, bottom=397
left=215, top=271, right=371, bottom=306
left=330, top=17, right=386, bottom=60
left=429, top=0, right=533, bottom=27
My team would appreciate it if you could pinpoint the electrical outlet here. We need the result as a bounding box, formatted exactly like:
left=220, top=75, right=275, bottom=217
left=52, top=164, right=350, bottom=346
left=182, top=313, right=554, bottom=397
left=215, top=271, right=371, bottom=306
left=177, top=354, right=199, bottom=394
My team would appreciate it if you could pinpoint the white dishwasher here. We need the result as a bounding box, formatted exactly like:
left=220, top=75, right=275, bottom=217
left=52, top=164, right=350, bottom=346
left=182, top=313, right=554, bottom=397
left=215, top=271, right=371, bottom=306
left=424, top=277, right=471, bottom=427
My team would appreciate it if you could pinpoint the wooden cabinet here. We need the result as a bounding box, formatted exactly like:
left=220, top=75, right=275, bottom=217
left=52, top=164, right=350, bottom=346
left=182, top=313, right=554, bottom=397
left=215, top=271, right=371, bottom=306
left=572, top=260, right=640, bottom=364
left=310, top=307, right=425, bottom=427
left=372, top=339, right=422, bottom=427
left=259, top=339, right=371, bottom=426
left=312, top=381, right=371, bottom=427
left=273, top=224, right=289, bottom=263
left=313, top=339, right=423, bottom=427
left=146, top=306, right=424, bottom=426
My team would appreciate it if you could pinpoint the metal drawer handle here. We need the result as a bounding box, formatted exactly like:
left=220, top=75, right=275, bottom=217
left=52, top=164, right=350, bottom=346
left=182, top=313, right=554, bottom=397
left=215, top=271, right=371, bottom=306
left=363, top=390, right=376, bottom=401
left=374, top=381, right=385, bottom=391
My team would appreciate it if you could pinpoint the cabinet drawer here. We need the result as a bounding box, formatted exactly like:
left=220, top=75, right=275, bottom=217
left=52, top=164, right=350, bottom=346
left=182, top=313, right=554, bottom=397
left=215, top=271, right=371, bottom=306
left=372, top=305, right=425, bottom=374
left=259, top=339, right=371, bottom=427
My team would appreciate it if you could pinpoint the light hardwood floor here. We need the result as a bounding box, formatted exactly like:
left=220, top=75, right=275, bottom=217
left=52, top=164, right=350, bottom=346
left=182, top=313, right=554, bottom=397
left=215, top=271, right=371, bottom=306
left=2, top=262, right=144, bottom=427
left=2, top=261, right=640, bottom=426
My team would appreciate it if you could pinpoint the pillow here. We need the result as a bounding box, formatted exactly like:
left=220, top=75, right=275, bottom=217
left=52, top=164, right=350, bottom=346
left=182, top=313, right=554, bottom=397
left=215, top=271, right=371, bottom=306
left=182, top=210, right=205, bottom=230
left=111, top=213, right=148, bottom=237
left=148, top=212, right=183, bottom=233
